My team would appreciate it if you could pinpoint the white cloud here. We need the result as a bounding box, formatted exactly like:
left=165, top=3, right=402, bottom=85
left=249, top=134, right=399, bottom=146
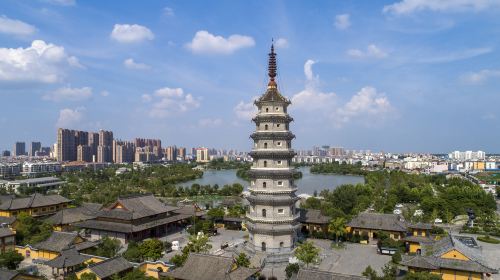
left=43, top=86, right=92, bottom=102
left=291, top=60, right=393, bottom=127
left=56, top=107, right=85, bottom=128
left=383, top=0, right=500, bottom=15
left=163, top=7, right=174, bottom=16
left=110, top=24, right=154, bottom=43
left=274, top=38, right=289, bottom=48
left=292, top=60, right=336, bottom=111
left=347, top=44, right=388, bottom=59
left=335, top=14, right=351, bottom=30
left=234, top=99, right=257, bottom=120
left=198, top=118, right=223, bottom=127
left=123, top=58, right=150, bottom=70
left=461, top=69, right=500, bottom=84
left=186, top=30, right=255, bottom=54
left=100, top=90, right=109, bottom=97
left=148, top=87, right=201, bottom=118
left=336, top=87, right=392, bottom=125
left=0, top=15, right=36, bottom=36
left=0, top=40, right=80, bottom=84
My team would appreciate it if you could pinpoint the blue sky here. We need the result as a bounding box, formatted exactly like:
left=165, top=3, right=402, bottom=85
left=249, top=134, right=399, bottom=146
left=1, top=0, right=500, bottom=153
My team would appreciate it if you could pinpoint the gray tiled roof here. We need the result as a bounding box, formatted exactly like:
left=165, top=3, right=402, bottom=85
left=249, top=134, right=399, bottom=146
left=75, top=213, right=190, bottom=233
left=0, top=269, right=19, bottom=280
left=45, top=206, right=97, bottom=225
left=0, top=216, right=16, bottom=225
left=112, top=194, right=178, bottom=219
left=408, top=223, right=433, bottom=230
left=162, top=253, right=234, bottom=280
left=298, top=208, right=330, bottom=225
left=44, top=248, right=90, bottom=269
left=86, top=256, right=133, bottom=279
left=33, top=231, right=98, bottom=253
left=346, top=213, right=407, bottom=232
left=292, top=269, right=367, bottom=280
left=402, top=235, right=498, bottom=274
left=0, top=193, right=71, bottom=211
left=228, top=267, right=261, bottom=280
left=0, top=227, right=14, bottom=238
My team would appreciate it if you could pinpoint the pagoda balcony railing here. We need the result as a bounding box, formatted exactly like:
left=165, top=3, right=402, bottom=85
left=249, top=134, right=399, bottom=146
left=246, top=195, right=299, bottom=206
left=245, top=221, right=301, bottom=236
left=248, top=187, right=298, bottom=194
left=252, top=115, right=294, bottom=123
left=246, top=213, right=300, bottom=224
left=247, top=169, right=299, bottom=179
left=245, top=242, right=295, bottom=254
left=249, top=150, right=296, bottom=158
left=250, top=132, right=295, bottom=141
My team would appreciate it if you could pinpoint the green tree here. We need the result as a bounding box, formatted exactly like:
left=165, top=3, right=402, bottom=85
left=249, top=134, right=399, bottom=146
left=302, top=197, right=321, bottom=209
left=139, top=239, right=164, bottom=261
left=207, top=207, right=225, bottom=220
left=391, top=251, right=402, bottom=264
left=185, top=234, right=212, bottom=253
left=285, top=263, right=300, bottom=279
left=79, top=273, right=97, bottom=280
left=170, top=252, right=188, bottom=267
left=362, top=265, right=378, bottom=280
left=123, top=241, right=142, bottom=262
left=235, top=252, right=250, bottom=268
left=294, top=241, right=320, bottom=268
left=15, top=212, right=53, bottom=245
left=0, top=250, right=24, bottom=270
left=92, top=236, right=121, bottom=258
left=328, top=217, right=346, bottom=244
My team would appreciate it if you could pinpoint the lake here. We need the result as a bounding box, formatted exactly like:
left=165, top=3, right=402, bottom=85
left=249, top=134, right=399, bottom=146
left=178, top=166, right=364, bottom=195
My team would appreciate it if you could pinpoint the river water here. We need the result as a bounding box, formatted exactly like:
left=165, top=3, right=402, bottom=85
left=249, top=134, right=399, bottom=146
left=179, top=166, right=364, bottom=195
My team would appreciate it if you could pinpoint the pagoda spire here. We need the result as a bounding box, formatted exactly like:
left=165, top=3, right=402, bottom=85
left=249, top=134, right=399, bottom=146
left=268, top=42, right=277, bottom=88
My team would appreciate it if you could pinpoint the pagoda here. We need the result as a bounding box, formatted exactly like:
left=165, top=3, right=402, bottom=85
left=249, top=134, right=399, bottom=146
left=245, top=44, right=300, bottom=260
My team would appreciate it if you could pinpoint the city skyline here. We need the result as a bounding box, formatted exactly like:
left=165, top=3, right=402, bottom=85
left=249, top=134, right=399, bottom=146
left=1, top=1, right=500, bottom=152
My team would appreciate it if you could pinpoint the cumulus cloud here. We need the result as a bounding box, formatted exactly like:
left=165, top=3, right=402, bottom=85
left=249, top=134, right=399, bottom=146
left=163, top=7, right=174, bottom=16
left=56, top=107, right=85, bottom=128
left=0, top=40, right=81, bottom=84
left=347, top=44, right=388, bottom=59
left=336, top=87, right=392, bottom=125
left=0, top=15, right=36, bottom=36
left=274, top=38, right=289, bottom=48
left=198, top=118, right=223, bottom=127
left=291, top=59, right=393, bottom=127
left=186, top=30, right=255, bottom=54
left=110, top=24, right=154, bottom=43
left=148, top=87, right=201, bottom=118
left=461, top=69, right=500, bottom=84
left=335, top=14, right=351, bottom=30
left=234, top=98, right=258, bottom=120
left=292, top=60, right=337, bottom=111
left=383, top=0, right=500, bottom=15
left=123, top=58, right=150, bottom=70
left=43, top=86, right=92, bottom=102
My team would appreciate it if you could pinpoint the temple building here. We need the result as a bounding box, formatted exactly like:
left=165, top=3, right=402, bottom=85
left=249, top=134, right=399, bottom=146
left=245, top=44, right=300, bottom=260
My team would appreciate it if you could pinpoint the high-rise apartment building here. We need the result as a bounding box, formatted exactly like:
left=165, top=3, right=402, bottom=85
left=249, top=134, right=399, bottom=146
left=13, top=142, right=26, bottom=156
left=113, top=140, right=135, bottom=163
left=57, top=128, right=77, bottom=162
left=178, top=147, right=186, bottom=161
left=77, top=145, right=92, bottom=162
left=97, top=130, right=113, bottom=163
left=165, top=146, right=178, bottom=162
left=29, top=142, right=41, bottom=157
left=246, top=45, right=299, bottom=258
left=88, top=132, right=99, bottom=161
left=196, top=148, right=209, bottom=163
